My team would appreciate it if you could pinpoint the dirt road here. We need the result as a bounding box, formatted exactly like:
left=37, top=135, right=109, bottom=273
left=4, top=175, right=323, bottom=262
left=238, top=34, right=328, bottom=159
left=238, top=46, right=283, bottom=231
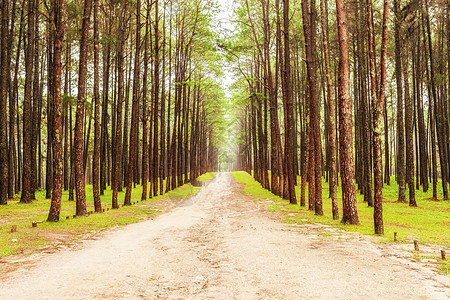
left=0, top=172, right=448, bottom=299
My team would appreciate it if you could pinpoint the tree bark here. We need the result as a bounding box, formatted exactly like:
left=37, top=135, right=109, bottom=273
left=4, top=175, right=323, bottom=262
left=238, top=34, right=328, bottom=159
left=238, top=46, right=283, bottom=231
left=0, top=0, right=9, bottom=204
left=394, top=0, right=406, bottom=202
left=383, top=90, right=390, bottom=185
left=301, top=0, right=320, bottom=210
left=12, top=3, right=25, bottom=195
left=425, top=4, right=448, bottom=200
left=152, top=0, right=160, bottom=196
left=100, top=33, right=111, bottom=194
left=20, top=0, right=36, bottom=204
left=92, top=0, right=102, bottom=213
left=320, top=0, right=338, bottom=219
left=112, top=3, right=127, bottom=209
left=124, top=0, right=141, bottom=205
left=74, top=0, right=92, bottom=216
left=335, top=0, right=359, bottom=224
left=63, top=43, right=69, bottom=191
left=282, top=0, right=297, bottom=205
left=6, top=0, right=17, bottom=199
left=403, top=52, right=416, bottom=206
left=141, top=5, right=150, bottom=201
left=159, top=3, right=167, bottom=195
left=48, top=0, right=66, bottom=222
left=46, top=20, right=54, bottom=199
left=358, top=0, right=372, bottom=206
left=263, top=0, right=281, bottom=197
left=366, top=0, right=389, bottom=234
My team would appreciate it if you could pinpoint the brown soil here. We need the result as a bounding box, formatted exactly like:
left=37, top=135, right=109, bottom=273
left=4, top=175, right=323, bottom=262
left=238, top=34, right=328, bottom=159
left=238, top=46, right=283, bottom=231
left=0, top=172, right=448, bottom=299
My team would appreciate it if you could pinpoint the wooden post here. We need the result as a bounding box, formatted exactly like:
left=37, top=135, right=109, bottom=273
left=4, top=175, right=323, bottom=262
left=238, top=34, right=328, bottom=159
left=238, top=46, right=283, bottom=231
left=11, top=225, right=17, bottom=232
left=32, top=221, right=37, bottom=228
left=394, top=232, right=397, bottom=241
left=73, top=215, right=77, bottom=218
left=414, top=240, right=419, bottom=251
left=442, top=250, right=446, bottom=260
left=66, top=216, right=70, bottom=220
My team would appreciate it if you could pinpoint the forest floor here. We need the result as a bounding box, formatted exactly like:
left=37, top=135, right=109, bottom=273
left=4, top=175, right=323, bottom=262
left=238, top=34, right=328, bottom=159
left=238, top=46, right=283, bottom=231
left=0, top=172, right=449, bottom=299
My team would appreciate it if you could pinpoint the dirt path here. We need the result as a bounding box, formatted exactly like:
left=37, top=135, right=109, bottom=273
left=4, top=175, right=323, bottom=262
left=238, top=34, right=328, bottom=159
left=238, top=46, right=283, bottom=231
left=0, top=172, right=448, bottom=299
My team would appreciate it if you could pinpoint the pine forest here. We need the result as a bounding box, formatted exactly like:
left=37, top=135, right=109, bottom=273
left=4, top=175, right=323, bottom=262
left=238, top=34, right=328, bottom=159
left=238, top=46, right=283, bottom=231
left=0, top=0, right=449, bottom=237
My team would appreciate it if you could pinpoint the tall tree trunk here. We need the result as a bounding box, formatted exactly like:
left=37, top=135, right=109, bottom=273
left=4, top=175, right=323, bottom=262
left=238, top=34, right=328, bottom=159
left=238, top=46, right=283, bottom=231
left=141, top=5, right=150, bottom=201
left=31, top=6, right=40, bottom=199
left=74, top=0, right=92, bottom=216
left=320, top=0, right=338, bottom=219
left=383, top=91, right=390, bottom=185
left=335, top=0, right=359, bottom=224
left=20, top=0, right=36, bottom=204
left=91, top=0, right=101, bottom=213
left=366, top=0, right=388, bottom=234
left=302, top=0, right=320, bottom=210
left=121, top=55, right=131, bottom=192
left=124, top=0, right=141, bottom=205
left=152, top=0, right=160, bottom=196
left=403, top=51, right=416, bottom=206
left=12, top=3, right=25, bottom=195
left=358, top=0, right=372, bottom=206
left=263, top=0, right=281, bottom=197
left=189, top=82, right=199, bottom=186
left=0, top=0, right=9, bottom=204
left=414, top=31, right=428, bottom=192
left=46, top=19, right=54, bottom=199
left=69, top=98, right=75, bottom=201
left=275, top=0, right=285, bottom=197
left=111, top=57, right=117, bottom=191
left=159, top=2, right=166, bottom=195
left=100, top=37, right=111, bottom=194
left=282, top=0, right=297, bottom=205
left=48, top=0, right=66, bottom=222
left=425, top=4, right=448, bottom=200
left=112, top=5, right=127, bottom=209
left=63, top=43, right=69, bottom=191
left=6, top=0, right=18, bottom=199
left=394, top=0, right=406, bottom=202
left=419, top=13, right=437, bottom=199
left=165, top=4, right=172, bottom=193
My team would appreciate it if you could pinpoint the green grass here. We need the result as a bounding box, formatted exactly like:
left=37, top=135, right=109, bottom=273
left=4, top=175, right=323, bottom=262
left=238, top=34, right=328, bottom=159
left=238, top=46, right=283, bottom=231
left=231, top=171, right=450, bottom=246
left=197, top=172, right=217, bottom=181
left=0, top=180, right=200, bottom=258
left=412, top=253, right=450, bottom=275
left=440, top=260, right=450, bottom=275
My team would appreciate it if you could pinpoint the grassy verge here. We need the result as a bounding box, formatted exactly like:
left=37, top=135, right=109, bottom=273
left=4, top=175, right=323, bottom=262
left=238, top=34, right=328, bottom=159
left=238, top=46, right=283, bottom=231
left=0, top=181, right=201, bottom=258
left=197, top=172, right=217, bottom=182
left=231, top=171, right=450, bottom=274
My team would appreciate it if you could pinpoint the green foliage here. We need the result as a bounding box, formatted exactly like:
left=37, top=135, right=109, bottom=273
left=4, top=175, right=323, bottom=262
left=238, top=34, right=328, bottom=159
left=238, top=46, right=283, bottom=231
left=62, top=94, right=77, bottom=106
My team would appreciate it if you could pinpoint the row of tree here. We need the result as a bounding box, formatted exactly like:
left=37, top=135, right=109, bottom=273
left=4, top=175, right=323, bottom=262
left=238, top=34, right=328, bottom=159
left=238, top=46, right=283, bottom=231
left=231, top=0, right=449, bottom=234
left=0, top=0, right=227, bottom=221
